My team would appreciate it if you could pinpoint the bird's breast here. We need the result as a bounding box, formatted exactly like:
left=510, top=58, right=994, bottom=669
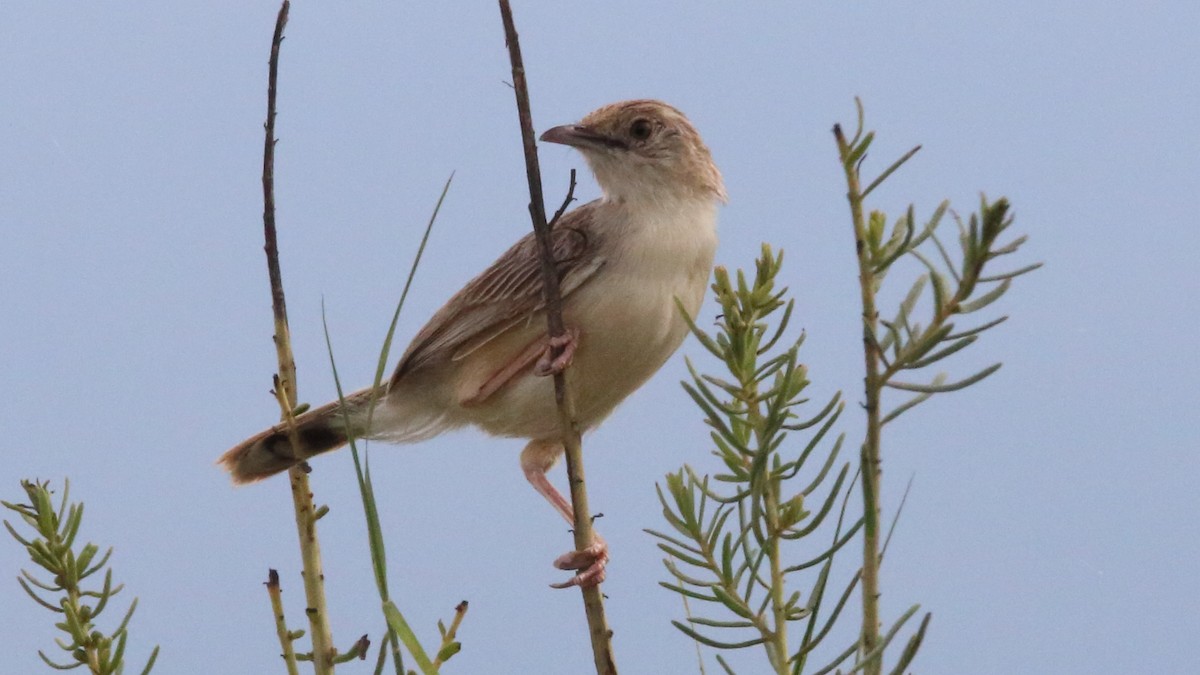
left=563, top=202, right=718, bottom=423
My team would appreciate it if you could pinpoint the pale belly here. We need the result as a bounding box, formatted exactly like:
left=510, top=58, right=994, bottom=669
left=458, top=252, right=711, bottom=440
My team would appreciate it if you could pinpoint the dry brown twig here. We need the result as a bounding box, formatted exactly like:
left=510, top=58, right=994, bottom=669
left=497, top=2, right=618, bottom=674
left=260, top=1, right=337, bottom=671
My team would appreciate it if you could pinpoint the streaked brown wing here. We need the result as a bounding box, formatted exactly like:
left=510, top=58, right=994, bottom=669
left=390, top=201, right=605, bottom=387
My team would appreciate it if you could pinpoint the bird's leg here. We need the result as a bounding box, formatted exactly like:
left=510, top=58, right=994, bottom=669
left=533, top=326, right=580, bottom=377
left=520, top=439, right=608, bottom=589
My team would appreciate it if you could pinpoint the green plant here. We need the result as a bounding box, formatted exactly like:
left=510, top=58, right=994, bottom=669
left=3, top=480, right=159, bottom=674
left=649, top=246, right=857, bottom=675
left=834, top=100, right=1038, bottom=674
left=654, top=100, right=1038, bottom=674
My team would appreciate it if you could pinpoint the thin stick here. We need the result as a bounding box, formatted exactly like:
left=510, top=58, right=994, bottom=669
left=261, top=2, right=337, bottom=671
left=834, top=121, right=883, bottom=675
left=497, top=2, right=616, bottom=673
left=266, top=569, right=301, bottom=675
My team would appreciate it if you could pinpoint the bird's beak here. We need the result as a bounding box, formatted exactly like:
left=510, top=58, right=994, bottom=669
left=540, top=124, right=626, bottom=150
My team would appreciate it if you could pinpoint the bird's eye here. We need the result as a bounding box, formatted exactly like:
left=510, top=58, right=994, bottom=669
left=629, top=119, right=653, bottom=140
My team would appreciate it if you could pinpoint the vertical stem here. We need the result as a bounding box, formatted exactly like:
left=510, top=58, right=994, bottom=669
left=288, top=467, right=335, bottom=671
left=834, top=123, right=883, bottom=675
left=65, top=582, right=101, bottom=672
left=267, top=569, right=302, bottom=675
left=497, top=3, right=616, bottom=674
left=764, top=486, right=790, bottom=674
left=261, top=2, right=336, bottom=671
left=747, top=392, right=789, bottom=673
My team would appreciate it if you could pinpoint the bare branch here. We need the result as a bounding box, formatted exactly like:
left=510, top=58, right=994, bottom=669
left=496, top=2, right=617, bottom=673
left=259, top=2, right=336, bottom=670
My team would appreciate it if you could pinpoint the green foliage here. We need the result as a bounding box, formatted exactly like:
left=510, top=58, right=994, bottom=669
left=831, top=99, right=1038, bottom=675
left=649, top=245, right=858, bottom=675
left=659, top=100, right=1039, bottom=675
left=3, top=480, right=159, bottom=674
left=865, top=196, right=1039, bottom=419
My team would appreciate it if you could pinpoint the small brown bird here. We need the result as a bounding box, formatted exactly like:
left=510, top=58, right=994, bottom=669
left=220, top=99, right=725, bottom=587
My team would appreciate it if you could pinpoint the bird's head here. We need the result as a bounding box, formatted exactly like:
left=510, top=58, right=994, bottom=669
left=540, top=99, right=726, bottom=205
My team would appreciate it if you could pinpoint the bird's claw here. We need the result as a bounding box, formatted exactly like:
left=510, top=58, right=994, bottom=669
left=534, top=328, right=580, bottom=377
left=549, top=539, right=608, bottom=589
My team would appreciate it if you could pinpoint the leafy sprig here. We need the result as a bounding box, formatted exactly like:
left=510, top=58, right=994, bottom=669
left=649, top=245, right=857, bottom=675
left=833, top=98, right=1038, bottom=674
left=3, top=480, right=159, bottom=674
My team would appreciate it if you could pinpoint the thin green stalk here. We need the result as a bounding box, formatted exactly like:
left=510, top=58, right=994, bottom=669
left=747, top=397, right=789, bottom=674
left=833, top=121, right=883, bottom=675
left=764, top=488, right=790, bottom=674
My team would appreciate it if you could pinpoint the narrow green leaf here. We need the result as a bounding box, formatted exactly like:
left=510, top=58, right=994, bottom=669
left=880, top=384, right=939, bottom=426
left=322, top=305, right=391, bottom=601
left=671, top=620, right=765, bottom=650
left=138, top=645, right=160, bottom=675
left=804, top=570, right=862, bottom=657
left=370, top=173, right=452, bottom=397
left=887, top=612, right=931, bottom=675
left=659, top=581, right=720, bottom=603
left=660, top=544, right=713, bottom=571
left=928, top=230, right=962, bottom=284
left=958, top=279, right=1012, bottom=314
left=898, top=275, right=928, bottom=326
left=80, top=548, right=113, bottom=580
left=16, top=577, right=61, bottom=611
left=880, top=475, right=915, bottom=561
left=37, top=649, right=81, bottom=670
left=382, top=602, right=435, bottom=675
left=782, top=394, right=841, bottom=432
left=111, top=595, right=138, bottom=637
left=845, top=604, right=921, bottom=674
left=810, top=641, right=859, bottom=675
left=945, top=315, right=1008, bottom=340
left=861, top=144, right=921, bottom=199
left=686, top=615, right=757, bottom=629
left=979, top=261, right=1041, bottom=282
left=784, top=517, right=863, bottom=573
left=887, top=363, right=1001, bottom=393
left=872, top=207, right=917, bottom=273
left=681, top=382, right=743, bottom=447
left=677, top=298, right=726, bottom=359
left=846, top=131, right=874, bottom=166
left=894, top=323, right=953, bottom=370
left=903, top=336, right=976, bottom=370
left=867, top=210, right=887, bottom=252
left=785, top=464, right=849, bottom=539
left=988, top=234, right=1028, bottom=257
left=757, top=300, right=795, bottom=354
left=711, top=584, right=754, bottom=619
left=796, top=435, right=844, bottom=498
left=645, top=528, right=706, bottom=557
left=434, top=641, right=461, bottom=663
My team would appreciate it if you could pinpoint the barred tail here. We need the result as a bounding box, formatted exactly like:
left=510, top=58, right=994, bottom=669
left=218, top=387, right=383, bottom=484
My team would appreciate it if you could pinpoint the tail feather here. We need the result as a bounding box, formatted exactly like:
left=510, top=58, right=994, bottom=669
left=219, top=387, right=382, bottom=484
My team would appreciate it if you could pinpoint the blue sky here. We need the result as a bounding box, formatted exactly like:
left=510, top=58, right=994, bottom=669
left=2, top=2, right=1197, bottom=673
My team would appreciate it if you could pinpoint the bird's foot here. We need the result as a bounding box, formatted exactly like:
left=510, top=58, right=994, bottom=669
left=534, top=327, right=580, bottom=377
left=549, top=537, right=608, bottom=589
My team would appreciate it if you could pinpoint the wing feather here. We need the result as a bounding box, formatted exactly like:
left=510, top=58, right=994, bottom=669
left=390, top=201, right=605, bottom=387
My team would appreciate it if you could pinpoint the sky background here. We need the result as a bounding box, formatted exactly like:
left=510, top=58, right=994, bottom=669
left=2, top=2, right=1198, bottom=673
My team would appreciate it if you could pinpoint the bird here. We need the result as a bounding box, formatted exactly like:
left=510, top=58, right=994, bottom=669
left=220, top=99, right=726, bottom=588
